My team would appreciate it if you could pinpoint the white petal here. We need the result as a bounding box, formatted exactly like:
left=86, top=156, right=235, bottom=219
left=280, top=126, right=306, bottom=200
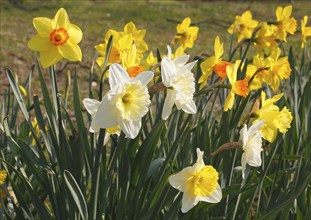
left=109, top=63, right=130, bottom=90
left=162, top=90, right=176, bottom=120
left=169, top=167, right=192, bottom=192
left=167, top=45, right=172, bottom=60
left=246, top=148, right=262, bottom=167
left=173, top=55, right=189, bottom=67
left=181, top=190, right=197, bottom=213
left=161, top=57, right=176, bottom=87
left=181, top=100, right=197, bottom=114
left=134, top=71, right=154, bottom=86
left=119, top=120, right=141, bottom=139
left=239, top=124, right=248, bottom=146
left=241, top=153, right=246, bottom=179
left=198, top=184, right=222, bottom=203
left=83, top=98, right=100, bottom=117
left=93, top=95, right=118, bottom=129
left=103, top=133, right=111, bottom=145
left=248, top=120, right=265, bottom=137
left=176, top=60, right=197, bottom=76
left=193, top=148, right=205, bottom=171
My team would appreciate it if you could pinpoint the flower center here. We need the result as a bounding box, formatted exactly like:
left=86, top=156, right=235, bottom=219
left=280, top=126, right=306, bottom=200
left=190, top=165, right=218, bottom=196
left=122, top=93, right=133, bottom=104
left=50, top=28, right=69, bottom=46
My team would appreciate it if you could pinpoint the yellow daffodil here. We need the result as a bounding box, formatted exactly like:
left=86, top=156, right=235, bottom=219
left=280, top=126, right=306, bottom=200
left=224, top=60, right=248, bottom=111
left=27, top=8, right=82, bottom=68
left=254, top=23, right=277, bottom=55
left=173, top=17, right=199, bottom=49
left=253, top=92, right=293, bottom=143
left=246, top=54, right=268, bottom=91
left=274, top=5, right=297, bottom=42
left=95, top=30, right=133, bottom=69
left=0, top=170, right=7, bottom=185
left=301, top=16, right=311, bottom=48
left=228, top=10, right=259, bottom=43
left=199, top=36, right=231, bottom=89
left=89, top=64, right=153, bottom=139
left=142, top=51, right=157, bottom=71
left=123, top=22, right=148, bottom=54
left=263, top=47, right=291, bottom=91
left=169, top=148, right=222, bottom=213
left=239, top=120, right=264, bottom=179
left=121, top=44, right=144, bottom=78
left=161, top=46, right=197, bottom=120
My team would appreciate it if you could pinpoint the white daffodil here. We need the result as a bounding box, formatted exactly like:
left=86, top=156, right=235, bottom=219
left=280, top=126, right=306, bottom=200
left=239, top=120, right=265, bottom=179
left=169, top=148, right=222, bottom=213
left=83, top=98, right=121, bottom=144
left=90, top=63, right=153, bottom=139
left=161, top=45, right=197, bottom=120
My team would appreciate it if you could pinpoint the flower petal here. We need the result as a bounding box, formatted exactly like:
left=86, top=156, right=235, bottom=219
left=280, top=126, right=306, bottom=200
left=241, top=153, right=247, bottom=179
left=33, top=17, right=52, bottom=35
left=39, top=47, right=62, bottom=68
left=161, top=57, right=176, bottom=87
left=162, top=90, right=176, bottom=120
left=58, top=40, right=82, bottom=62
left=181, top=186, right=197, bottom=213
left=169, top=167, right=192, bottom=192
left=68, top=23, right=83, bottom=44
left=93, top=95, right=118, bottom=129
left=119, top=119, right=141, bottom=139
left=109, top=63, right=130, bottom=90
left=83, top=98, right=100, bottom=117
left=181, top=100, right=197, bottom=114
left=173, top=55, right=189, bottom=67
left=53, top=8, right=69, bottom=29
left=176, top=60, right=197, bottom=76
left=28, top=35, right=53, bottom=52
left=199, top=184, right=222, bottom=203
left=134, top=71, right=154, bottom=86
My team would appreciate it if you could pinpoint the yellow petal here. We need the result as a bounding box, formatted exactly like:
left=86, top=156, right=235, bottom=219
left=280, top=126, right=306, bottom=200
left=52, top=8, right=69, bottom=29
left=68, top=23, right=83, bottom=44
left=214, top=36, right=223, bottom=59
left=28, top=35, right=53, bottom=51
left=118, top=34, right=132, bottom=50
left=58, top=40, right=82, bottom=62
left=224, top=91, right=235, bottom=111
left=40, top=47, right=62, bottom=68
left=283, top=5, right=292, bottom=18
left=134, top=29, right=146, bottom=40
left=124, top=22, right=136, bottom=34
left=33, top=17, right=52, bottom=36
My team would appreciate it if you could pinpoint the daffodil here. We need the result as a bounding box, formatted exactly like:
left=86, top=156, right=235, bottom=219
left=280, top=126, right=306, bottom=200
left=169, top=148, right=222, bottom=213
left=0, top=170, right=7, bottom=185
left=224, top=60, right=248, bottom=111
left=173, top=17, right=199, bottom=49
left=227, top=10, right=259, bottom=43
left=239, top=120, right=264, bottom=179
left=121, top=44, right=144, bottom=78
left=253, top=92, right=293, bottom=143
left=142, top=51, right=157, bottom=71
left=123, top=22, right=148, bottom=54
left=90, top=64, right=153, bottom=139
left=254, top=23, right=277, bottom=55
left=301, top=16, right=311, bottom=48
left=274, top=5, right=297, bottom=42
left=263, top=47, right=291, bottom=91
left=161, top=46, right=197, bottom=120
left=83, top=98, right=121, bottom=144
left=199, top=36, right=231, bottom=89
left=246, top=54, right=269, bottom=91
left=27, top=8, right=82, bottom=68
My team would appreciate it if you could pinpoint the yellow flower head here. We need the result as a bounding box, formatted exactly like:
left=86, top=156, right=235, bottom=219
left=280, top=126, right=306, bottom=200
left=199, top=36, right=230, bottom=89
left=0, top=170, right=7, bottom=185
left=173, top=17, right=199, bottom=48
left=169, top=148, right=222, bottom=213
left=253, top=92, right=293, bottom=142
left=301, top=16, right=311, bottom=48
left=123, top=22, right=148, bottom=54
left=274, top=5, right=297, bottom=42
left=228, top=10, right=259, bottom=43
left=254, top=23, right=277, bottom=55
left=246, top=54, right=269, bottom=91
left=27, top=8, right=83, bottom=68
left=142, top=51, right=157, bottom=71
left=224, top=60, right=249, bottom=111
left=121, top=44, right=144, bottom=78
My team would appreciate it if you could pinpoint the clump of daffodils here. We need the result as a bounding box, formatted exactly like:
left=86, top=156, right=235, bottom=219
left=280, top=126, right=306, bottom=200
left=169, top=148, right=222, bottom=213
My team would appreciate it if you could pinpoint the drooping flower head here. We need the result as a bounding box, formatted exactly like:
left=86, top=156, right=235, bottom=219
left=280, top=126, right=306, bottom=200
left=89, top=64, right=153, bottom=139
left=253, top=92, right=293, bottom=143
left=274, top=5, right=297, bottom=42
left=227, top=10, right=259, bottom=43
left=173, top=17, right=199, bottom=49
left=199, top=36, right=231, bottom=89
left=301, top=16, right=311, bottom=48
left=161, top=46, right=197, bottom=120
left=27, top=8, right=83, bottom=68
left=239, top=120, right=264, bottom=179
left=169, top=148, right=222, bottom=213
left=224, top=60, right=248, bottom=111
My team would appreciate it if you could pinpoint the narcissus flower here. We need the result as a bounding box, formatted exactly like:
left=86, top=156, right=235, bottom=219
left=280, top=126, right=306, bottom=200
left=228, top=10, right=258, bottom=43
left=169, top=148, right=222, bottom=213
left=301, top=16, right=311, bottom=48
left=274, top=5, right=297, bottom=42
left=121, top=44, right=144, bottom=78
left=239, top=120, right=264, bottom=179
left=161, top=46, right=197, bottom=120
left=199, top=36, right=230, bottom=89
left=90, top=64, right=153, bottom=139
left=173, top=17, right=199, bottom=49
left=224, top=60, right=248, bottom=111
left=142, top=51, right=157, bottom=71
left=254, top=23, right=277, bottom=55
left=253, top=92, right=293, bottom=143
left=27, top=8, right=82, bottom=68
left=123, top=22, right=148, bottom=54
left=0, top=170, right=7, bottom=185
